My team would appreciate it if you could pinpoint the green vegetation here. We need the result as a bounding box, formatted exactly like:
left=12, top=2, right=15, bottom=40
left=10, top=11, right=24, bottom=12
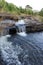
left=0, top=0, right=33, bottom=15
left=0, top=0, right=20, bottom=14
left=0, top=0, right=43, bottom=19
left=39, top=8, right=43, bottom=16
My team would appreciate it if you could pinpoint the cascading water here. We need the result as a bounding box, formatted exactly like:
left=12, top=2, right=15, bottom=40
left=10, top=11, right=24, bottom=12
left=15, top=20, right=27, bottom=36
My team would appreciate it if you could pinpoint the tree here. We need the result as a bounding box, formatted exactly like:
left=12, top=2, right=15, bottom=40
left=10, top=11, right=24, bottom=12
left=39, top=8, right=43, bottom=16
left=25, top=5, right=32, bottom=10
left=19, top=7, right=24, bottom=13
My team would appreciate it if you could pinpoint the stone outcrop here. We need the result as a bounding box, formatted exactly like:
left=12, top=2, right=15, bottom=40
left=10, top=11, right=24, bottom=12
left=24, top=18, right=43, bottom=33
left=26, top=23, right=43, bottom=33
left=0, top=13, right=19, bottom=21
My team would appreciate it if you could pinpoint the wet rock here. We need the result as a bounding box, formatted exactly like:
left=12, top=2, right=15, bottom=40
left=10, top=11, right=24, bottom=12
left=26, top=23, right=43, bottom=33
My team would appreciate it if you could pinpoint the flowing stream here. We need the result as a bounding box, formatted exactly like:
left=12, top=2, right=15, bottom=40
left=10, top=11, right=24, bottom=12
left=0, top=19, right=43, bottom=65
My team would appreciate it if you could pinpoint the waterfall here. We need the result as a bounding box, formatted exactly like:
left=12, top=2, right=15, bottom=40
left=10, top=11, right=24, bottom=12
left=15, top=20, right=26, bottom=32
left=15, top=19, right=27, bottom=36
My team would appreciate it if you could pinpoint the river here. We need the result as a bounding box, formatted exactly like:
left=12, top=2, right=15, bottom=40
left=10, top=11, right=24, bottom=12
left=0, top=19, right=43, bottom=65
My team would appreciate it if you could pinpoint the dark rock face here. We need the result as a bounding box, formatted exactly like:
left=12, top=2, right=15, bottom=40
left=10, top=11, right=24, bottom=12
left=26, top=23, right=43, bottom=33
left=9, top=28, right=17, bottom=35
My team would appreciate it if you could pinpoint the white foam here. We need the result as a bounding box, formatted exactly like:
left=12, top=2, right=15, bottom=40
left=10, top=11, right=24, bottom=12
left=0, top=35, right=22, bottom=65
left=5, top=35, right=11, bottom=37
left=15, top=20, right=25, bottom=25
left=17, top=32, right=27, bottom=37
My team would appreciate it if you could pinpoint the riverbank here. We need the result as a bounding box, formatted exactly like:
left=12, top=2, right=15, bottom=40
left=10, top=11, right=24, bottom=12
left=24, top=17, right=43, bottom=33
left=0, top=14, right=43, bottom=35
